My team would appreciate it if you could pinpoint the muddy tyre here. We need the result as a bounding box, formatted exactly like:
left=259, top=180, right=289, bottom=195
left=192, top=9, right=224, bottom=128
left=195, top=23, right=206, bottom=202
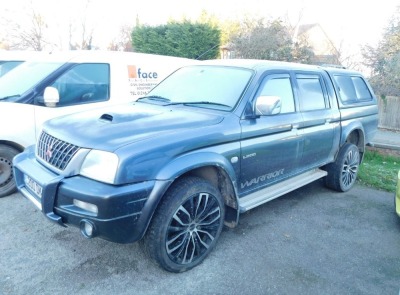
left=325, top=143, right=360, bottom=192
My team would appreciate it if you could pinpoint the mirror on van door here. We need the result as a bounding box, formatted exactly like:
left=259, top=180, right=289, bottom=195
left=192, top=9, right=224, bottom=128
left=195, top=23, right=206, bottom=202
left=43, top=86, right=60, bottom=107
left=255, top=95, right=282, bottom=116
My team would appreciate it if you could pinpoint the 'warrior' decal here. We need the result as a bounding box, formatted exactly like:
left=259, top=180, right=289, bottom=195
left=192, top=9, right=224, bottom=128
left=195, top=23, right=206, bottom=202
left=241, top=169, right=284, bottom=189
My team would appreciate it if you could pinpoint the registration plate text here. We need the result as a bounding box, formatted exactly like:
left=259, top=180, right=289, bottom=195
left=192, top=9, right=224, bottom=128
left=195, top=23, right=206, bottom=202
left=24, top=175, right=43, bottom=198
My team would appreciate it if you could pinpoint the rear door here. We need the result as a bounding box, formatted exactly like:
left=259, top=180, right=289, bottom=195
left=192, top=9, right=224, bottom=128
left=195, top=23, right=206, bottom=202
left=294, top=72, right=339, bottom=170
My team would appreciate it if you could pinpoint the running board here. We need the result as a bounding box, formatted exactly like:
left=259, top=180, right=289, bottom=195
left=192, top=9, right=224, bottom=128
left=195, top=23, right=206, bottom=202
left=239, top=169, right=327, bottom=213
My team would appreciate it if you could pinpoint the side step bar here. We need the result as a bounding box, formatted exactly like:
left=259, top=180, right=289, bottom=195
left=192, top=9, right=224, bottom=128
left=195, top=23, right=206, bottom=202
left=239, top=169, right=327, bottom=213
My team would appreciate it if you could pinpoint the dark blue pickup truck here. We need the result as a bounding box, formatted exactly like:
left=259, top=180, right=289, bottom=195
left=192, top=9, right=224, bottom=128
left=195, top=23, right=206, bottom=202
left=13, top=60, right=378, bottom=272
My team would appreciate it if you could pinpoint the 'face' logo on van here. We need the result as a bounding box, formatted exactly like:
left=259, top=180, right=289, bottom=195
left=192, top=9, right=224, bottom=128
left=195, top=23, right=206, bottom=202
left=127, top=65, right=158, bottom=79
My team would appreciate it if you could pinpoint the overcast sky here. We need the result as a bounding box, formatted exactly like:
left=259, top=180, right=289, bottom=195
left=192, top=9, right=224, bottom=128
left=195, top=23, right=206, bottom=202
left=2, top=0, right=399, bottom=55
left=93, top=0, right=399, bottom=47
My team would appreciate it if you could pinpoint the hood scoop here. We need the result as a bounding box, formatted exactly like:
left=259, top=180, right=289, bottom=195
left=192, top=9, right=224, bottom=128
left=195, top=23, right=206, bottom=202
left=98, top=111, right=164, bottom=124
left=99, top=113, right=114, bottom=122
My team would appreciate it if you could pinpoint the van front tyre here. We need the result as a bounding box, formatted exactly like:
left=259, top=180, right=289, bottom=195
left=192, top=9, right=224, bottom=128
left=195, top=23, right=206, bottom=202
left=325, top=143, right=360, bottom=192
left=0, top=145, right=19, bottom=197
left=143, top=176, right=225, bottom=272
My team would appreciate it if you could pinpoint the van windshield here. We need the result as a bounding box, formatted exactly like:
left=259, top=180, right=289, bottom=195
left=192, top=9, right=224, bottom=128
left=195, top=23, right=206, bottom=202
left=0, top=61, right=24, bottom=78
left=0, top=61, right=64, bottom=101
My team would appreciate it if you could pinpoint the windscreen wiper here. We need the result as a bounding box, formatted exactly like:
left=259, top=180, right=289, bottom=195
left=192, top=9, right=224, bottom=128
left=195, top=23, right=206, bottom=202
left=167, top=101, right=231, bottom=108
left=0, top=95, right=21, bottom=101
left=136, top=95, right=171, bottom=103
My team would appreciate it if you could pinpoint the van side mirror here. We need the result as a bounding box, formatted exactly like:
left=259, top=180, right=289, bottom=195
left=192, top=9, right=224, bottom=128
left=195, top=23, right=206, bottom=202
left=43, top=86, right=60, bottom=107
left=255, top=95, right=282, bottom=116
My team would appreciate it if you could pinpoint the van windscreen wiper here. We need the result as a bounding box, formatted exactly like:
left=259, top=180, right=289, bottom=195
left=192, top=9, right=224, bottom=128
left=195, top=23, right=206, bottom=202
left=0, top=95, right=20, bottom=101
left=136, top=95, right=171, bottom=103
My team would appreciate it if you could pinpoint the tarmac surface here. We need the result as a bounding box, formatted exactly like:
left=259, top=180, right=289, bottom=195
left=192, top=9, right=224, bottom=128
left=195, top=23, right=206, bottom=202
left=2, top=183, right=399, bottom=295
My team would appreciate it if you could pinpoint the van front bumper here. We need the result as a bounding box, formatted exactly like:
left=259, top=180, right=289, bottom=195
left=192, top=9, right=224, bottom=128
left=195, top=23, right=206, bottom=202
left=13, top=147, right=171, bottom=243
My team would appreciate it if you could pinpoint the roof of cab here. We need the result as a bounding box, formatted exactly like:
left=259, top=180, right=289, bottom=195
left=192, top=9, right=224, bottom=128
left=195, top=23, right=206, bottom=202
left=195, top=59, right=364, bottom=76
left=320, top=66, right=364, bottom=76
left=199, top=59, right=320, bottom=70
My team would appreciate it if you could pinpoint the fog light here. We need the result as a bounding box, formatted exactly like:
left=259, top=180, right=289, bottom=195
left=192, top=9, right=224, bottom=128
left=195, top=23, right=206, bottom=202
left=80, top=220, right=96, bottom=238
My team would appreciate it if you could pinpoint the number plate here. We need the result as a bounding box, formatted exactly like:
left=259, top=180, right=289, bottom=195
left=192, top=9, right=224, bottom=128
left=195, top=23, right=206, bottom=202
left=24, top=175, right=43, bottom=198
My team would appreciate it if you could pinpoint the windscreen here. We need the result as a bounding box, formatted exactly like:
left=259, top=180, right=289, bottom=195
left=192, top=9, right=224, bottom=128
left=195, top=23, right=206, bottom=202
left=0, top=61, right=24, bottom=78
left=144, top=65, right=253, bottom=111
left=0, top=61, right=64, bottom=101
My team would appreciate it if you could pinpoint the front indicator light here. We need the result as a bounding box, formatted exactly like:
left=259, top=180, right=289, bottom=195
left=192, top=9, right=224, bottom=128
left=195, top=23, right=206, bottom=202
left=73, top=199, right=98, bottom=215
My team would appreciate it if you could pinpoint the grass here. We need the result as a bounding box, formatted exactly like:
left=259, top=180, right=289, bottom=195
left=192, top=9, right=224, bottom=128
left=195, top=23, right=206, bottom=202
left=358, top=149, right=400, bottom=192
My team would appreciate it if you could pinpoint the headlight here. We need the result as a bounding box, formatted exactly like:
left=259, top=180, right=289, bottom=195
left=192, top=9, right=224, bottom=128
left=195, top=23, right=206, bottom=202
left=80, top=150, right=119, bottom=184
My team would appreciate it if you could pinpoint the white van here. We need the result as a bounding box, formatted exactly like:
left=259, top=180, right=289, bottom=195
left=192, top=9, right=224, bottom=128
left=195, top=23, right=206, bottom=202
left=0, top=50, right=197, bottom=197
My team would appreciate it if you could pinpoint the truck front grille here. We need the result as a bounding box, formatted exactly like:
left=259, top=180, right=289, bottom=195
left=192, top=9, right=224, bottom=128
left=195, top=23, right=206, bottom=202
left=37, top=132, right=80, bottom=170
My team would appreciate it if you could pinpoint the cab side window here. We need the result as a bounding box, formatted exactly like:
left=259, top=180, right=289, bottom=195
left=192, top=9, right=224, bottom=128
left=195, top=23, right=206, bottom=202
left=51, top=63, right=110, bottom=106
left=257, top=74, right=295, bottom=114
left=296, top=74, right=327, bottom=111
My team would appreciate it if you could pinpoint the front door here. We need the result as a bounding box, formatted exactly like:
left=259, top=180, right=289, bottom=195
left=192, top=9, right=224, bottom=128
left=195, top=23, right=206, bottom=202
left=33, top=63, right=111, bottom=139
left=239, top=73, right=303, bottom=195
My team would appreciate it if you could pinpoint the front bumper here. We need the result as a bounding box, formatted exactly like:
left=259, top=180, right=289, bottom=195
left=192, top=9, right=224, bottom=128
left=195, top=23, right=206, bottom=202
left=13, top=147, right=171, bottom=243
left=396, top=170, right=400, bottom=218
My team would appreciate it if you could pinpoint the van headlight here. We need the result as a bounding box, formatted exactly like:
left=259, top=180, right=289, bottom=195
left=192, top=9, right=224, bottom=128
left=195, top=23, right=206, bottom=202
left=80, top=150, right=119, bottom=184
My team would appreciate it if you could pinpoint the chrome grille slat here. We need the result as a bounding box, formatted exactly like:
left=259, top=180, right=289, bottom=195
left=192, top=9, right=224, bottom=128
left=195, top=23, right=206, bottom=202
left=37, top=132, right=80, bottom=170
left=56, top=142, right=71, bottom=167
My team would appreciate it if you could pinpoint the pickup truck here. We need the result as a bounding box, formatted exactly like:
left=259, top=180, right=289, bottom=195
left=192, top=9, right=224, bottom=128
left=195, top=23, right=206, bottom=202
left=13, top=59, right=378, bottom=272
left=0, top=50, right=196, bottom=197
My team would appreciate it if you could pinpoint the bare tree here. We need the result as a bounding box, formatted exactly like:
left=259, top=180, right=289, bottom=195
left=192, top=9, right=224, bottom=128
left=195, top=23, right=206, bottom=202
left=229, top=17, right=314, bottom=63
left=108, top=24, right=133, bottom=51
left=334, top=40, right=360, bottom=70
left=67, top=0, right=95, bottom=50
left=5, top=4, right=48, bottom=51
left=79, top=1, right=94, bottom=50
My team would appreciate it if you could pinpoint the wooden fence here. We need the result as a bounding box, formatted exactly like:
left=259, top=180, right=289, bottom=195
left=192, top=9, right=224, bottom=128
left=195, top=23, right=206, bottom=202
left=377, top=96, right=400, bottom=131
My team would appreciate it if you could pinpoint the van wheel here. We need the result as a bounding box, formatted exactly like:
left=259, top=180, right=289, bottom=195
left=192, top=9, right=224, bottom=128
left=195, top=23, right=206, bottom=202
left=143, top=176, right=225, bottom=272
left=0, top=145, right=19, bottom=197
left=325, top=143, right=360, bottom=192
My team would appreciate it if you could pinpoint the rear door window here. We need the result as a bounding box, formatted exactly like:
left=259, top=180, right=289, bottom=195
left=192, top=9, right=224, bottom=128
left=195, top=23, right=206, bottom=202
left=296, top=74, right=328, bottom=111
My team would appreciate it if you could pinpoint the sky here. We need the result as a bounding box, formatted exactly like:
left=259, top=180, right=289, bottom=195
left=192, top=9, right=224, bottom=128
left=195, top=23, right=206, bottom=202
left=90, top=0, right=399, bottom=47
left=1, top=0, right=399, bottom=63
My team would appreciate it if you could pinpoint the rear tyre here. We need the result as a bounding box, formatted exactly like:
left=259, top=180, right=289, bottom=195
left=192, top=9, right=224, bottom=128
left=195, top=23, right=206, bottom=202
left=143, top=176, right=225, bottom=272
left=325, top=143, right=360, bottom=192
left=0, top=144, right=20, bottom=197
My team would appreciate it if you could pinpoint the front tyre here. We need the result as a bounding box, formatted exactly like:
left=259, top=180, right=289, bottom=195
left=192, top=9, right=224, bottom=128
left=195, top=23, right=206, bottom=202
left=144, top=176, right=225, bottom=272
left=0, top=145, right=20, bottom=197
left=325, top=143, right=360, bottom=192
